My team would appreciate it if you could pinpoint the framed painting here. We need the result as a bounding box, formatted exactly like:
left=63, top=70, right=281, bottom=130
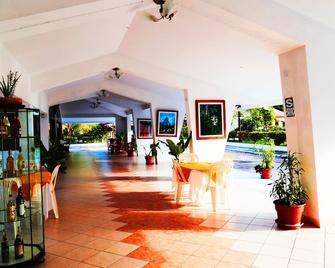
left=137, top=118, right=153, bottom=139
left=195, top=100, right=226, bottom=140
left=156, top=110, right=178, bottom=137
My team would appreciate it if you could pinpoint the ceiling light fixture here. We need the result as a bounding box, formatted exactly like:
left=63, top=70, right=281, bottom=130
left=145, top=0, right=177, bottom=22
left=97, top=89, right=110, bottom=98
left=89, top=97, right=101, bottom=109
left=112, top=67, right=122, bottom=79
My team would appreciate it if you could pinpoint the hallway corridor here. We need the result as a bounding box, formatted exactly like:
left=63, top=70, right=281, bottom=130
left=31, top=148, right=331, bottom=268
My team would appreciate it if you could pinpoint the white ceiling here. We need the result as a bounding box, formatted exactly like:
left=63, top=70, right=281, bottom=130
left=2, top=0, right=327, bottom=107
left=272, top=0, right=335, bottom=30
left=0, top=0, right=100, bottom=21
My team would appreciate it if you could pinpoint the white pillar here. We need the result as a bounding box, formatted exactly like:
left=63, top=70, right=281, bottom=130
left=279, top=46, right=319, bottom=227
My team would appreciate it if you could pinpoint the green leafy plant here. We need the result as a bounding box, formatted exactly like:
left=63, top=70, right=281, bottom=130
left=41, top=141, right=68, bottom=173
left=143, top=141, right=161, bottom=157
left=255, top=140, right=275, bottom=173
left=160, top=131, right=192, bottom=161
left=0, top=70, right=21, bottom=97
left=269, top=151, right=308, bottom=206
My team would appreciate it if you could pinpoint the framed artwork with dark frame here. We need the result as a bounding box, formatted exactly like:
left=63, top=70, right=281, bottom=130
left=195, top=100, right=226, bottom=140
left=137, top=118, right=153, bottom=139
left=156, top=110, right=178, bottom=137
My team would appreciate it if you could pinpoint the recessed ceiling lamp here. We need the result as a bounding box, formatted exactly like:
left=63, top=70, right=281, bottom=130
left=145, top=0, right=177, bottom=22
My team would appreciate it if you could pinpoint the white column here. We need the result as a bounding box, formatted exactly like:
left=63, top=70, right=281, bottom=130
left=279, top=46, right=319, bottom=227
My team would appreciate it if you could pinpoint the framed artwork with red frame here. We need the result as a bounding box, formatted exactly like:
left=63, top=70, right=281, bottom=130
left=137, top=118, right=153, bottom=139
left=195, top=100, right=226, bottom=140
left=156, top=110, right=178, bottom=137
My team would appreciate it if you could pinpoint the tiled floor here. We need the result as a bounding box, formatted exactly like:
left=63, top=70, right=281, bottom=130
left=30, top=146, right=334, bottom=268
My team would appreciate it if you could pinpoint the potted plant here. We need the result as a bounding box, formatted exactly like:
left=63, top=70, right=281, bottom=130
left=143, top=141, right=161, bottom=165
left=127, top=135, right=137, bottom=157
left=269, top=151, right=308, bottom=230
left=255, top=141, right=275, bottom=179
left=160, top=131, right=192, bottom=162
left=0, top=70, right=24, bottom=108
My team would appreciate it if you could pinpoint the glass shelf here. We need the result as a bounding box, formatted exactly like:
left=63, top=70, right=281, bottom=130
left=0, top=207, right=41, bottom=225
left=0, top=170, right=41, bottom=180
left=0, top=108, right=45, bottom=266
left=0, top=245, right=43, bottom=267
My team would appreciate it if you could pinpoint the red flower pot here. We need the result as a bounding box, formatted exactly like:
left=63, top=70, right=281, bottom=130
left=261, top=168, right=272, bottom=179
left=128, top=150, right=136, bottom=157
left=145, top=155, right=155, bottom=165
left=0, top=97, right=24, bottom=109
left=274, top=201, right=305, bottom=230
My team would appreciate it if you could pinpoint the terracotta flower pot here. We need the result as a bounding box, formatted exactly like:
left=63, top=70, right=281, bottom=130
left=145, top=155, right=155, bottom=165
left=274, top=201, right=305, bottom=230
left=128, top=150, right=136, bottom=157
left=261, top=168, right=272, bottom=179
left=0, top=97, right=24, bottom=109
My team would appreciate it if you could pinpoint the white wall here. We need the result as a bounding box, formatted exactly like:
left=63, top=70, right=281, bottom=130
left=0, top=44, right=48, bottom=112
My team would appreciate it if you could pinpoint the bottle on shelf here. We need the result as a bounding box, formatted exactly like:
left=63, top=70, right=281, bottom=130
left=7, top=193, right=16, bottom=222
left=16, top=147, right=25, bottom=175
left=11, top=115, right=21, bottom=137
left=0, top=117, right=6, bottom=137
left=3, top=116, right=10, bottom=137
left=1, top=231, right=9, bottom=263
left=14, top=227, right=24, bottom=259
left=6, top=149, right=15, bottom=177
left=16, top=187, right=25, bottom=218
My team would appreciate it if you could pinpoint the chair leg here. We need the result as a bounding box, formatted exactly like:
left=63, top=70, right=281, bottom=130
left=176, top=182, right=183, bottom=204
left=50, top=187, right=59, bottom=219
left=210, top=187, right=216, bottom=212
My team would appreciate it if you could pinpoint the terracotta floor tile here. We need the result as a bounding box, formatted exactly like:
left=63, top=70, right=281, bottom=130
left=47, top=241, right=79, bottom=256
left=65, top=233, right=97, bottom=246
left=105, top=241, right=139, bottom=256
left=105, top=230, right=132, bottom=241
left=86, top=238, right=118, bottom=251
left=46, top=230, right=79, bottom=241
left=40, top=256, right=81, bottom=268
left=64, top=246, right=98, bottom=261
left=109, top=256, right=148, bottom=268
left=98, top=221, right=127, bottom=230
left=85, top=251, right=122, bottom=267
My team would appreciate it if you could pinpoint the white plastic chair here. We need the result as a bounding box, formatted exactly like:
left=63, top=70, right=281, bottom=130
left=172, top=160, right=188, bottom=204
left=43, top=164, right=61, bottom=219
left=212, top=158, right=233, bottom=209
left=179, top=152, right=199, bottom=163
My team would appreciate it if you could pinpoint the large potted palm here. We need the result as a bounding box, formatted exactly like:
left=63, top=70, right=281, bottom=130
left=269, top=151, right=308, bottom=230
left=0, top=70, right=24, bottom=108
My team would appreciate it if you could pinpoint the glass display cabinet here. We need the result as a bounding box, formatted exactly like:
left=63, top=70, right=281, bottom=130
left=0, top=108, right=45, bottom=266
